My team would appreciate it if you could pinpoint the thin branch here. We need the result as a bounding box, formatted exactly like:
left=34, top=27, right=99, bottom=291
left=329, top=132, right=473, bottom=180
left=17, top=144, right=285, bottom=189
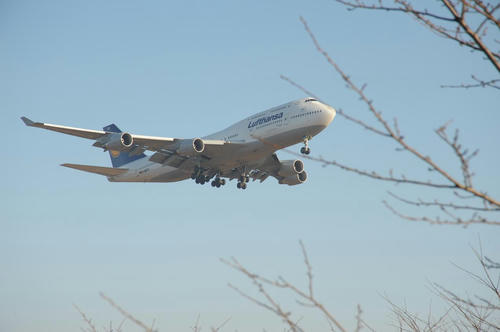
left=335, top=0, right=456, bottom=21
left=211, top=317, right=232, bottom=332
left=74, top=304, right=98, bottom=332
left=441, top=76, right=500, bottom=90
left=280, top=75, right=390, bottom=136
left=100, top=292, right=156, bottom=332
left=383, top=200, right=500, bottom=226
left=285, top=149, right=456, bottom=189
left=387, top=191, right=500, bottom=212
left=191, top=314, right=201, bottom=332
left=299, top=240, right=314, bottom=299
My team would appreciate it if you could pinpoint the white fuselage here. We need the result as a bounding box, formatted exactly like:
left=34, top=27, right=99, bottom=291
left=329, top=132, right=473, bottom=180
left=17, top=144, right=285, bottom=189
left=110, top=98, right=335, bottom=182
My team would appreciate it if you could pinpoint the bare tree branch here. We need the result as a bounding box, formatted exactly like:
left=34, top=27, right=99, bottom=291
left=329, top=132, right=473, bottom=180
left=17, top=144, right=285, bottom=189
left=224, top=242, right=499, bottom=331
left=441, top=76, right=500, bottom=89
left=387, top=191, right=500, bottom=212
left=383, top=199, right=500, bottom=226
left=74, top=304, right=98, bottom=332
left=283, top=16, right=500, bottom=226
left=441, top=0, right=500, bottom=72
left=100, top=292, right=156, bottom=332
left=334, top=1, right=500, bottom=72
left=222, top=244, right=348, bottom=332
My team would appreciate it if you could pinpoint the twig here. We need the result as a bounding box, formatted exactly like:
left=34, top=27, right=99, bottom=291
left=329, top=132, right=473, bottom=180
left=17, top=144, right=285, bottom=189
left=222, top=243, right=348, bottom=332
left=74, top=304, right=98, bottom=332
left=100, top=292, right=156, bottom=332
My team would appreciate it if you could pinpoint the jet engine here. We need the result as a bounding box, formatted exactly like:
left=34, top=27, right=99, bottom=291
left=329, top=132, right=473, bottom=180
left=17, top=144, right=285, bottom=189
left=177, top=138, right=205, bottom=156
left=104, top=132, right=133, bottom=151
left=279, top=170, right=307, bottom=186
left=277, top=159, right=304, bottom=177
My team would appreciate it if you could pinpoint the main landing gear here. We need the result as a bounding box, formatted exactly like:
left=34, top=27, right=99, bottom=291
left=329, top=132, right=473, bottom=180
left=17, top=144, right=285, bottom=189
left=191, top=166, right=211, bottom=185
left=236, top=174, right=250, bottom=190
left=192, top=166, right=226, bottom=188
left=300, top=136, right=311, bottom=155
left=211, top=176, right=226, bottom=188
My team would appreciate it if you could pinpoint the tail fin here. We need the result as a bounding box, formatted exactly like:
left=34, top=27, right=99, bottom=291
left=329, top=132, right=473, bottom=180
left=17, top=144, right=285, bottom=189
left=103, top=124, right=146, bottom=168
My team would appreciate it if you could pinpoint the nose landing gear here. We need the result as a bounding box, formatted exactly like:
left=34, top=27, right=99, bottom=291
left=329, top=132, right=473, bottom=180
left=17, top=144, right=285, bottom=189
left=300, top=136, right=311, bottom=155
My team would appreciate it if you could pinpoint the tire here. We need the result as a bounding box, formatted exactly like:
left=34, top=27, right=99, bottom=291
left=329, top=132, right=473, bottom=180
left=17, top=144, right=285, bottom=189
left=237, top=182, right=241, bottom=189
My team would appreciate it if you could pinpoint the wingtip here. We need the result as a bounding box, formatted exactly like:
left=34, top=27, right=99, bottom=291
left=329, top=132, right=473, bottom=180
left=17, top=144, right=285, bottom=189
left=21, top=116, right=35, bottom=126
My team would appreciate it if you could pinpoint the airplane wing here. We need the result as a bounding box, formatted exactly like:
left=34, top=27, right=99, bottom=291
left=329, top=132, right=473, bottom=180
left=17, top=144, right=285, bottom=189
left=21, top=116, right=178, bottom=149
left=21, top=116, right=229, bottom=165
left=21, top=117, right=106, bottom=139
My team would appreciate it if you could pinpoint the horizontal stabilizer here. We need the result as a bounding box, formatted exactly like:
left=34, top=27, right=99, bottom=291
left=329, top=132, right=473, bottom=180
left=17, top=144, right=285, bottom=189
left=61, top=163, right=128, bottom=176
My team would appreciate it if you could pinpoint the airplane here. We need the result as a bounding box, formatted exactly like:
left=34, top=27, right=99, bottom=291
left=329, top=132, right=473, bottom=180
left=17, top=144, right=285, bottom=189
left=21, top=97, right=335, bottom=189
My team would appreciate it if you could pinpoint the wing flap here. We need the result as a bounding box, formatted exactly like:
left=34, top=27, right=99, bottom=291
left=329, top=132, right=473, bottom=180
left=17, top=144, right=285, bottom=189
left=132, top=135, right=176, bottom=150
left=202, top=140, right=238, bottom=158
left=61, top=163, right=128, bottom=176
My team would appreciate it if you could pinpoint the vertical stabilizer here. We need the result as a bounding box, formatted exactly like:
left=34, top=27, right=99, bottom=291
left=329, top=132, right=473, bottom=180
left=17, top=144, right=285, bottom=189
left=103, top=124, right=146, bottom=168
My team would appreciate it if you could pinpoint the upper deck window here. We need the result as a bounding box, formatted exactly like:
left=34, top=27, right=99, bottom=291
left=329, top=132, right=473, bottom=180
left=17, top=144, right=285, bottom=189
left=304, top=98, right=317, bottom=103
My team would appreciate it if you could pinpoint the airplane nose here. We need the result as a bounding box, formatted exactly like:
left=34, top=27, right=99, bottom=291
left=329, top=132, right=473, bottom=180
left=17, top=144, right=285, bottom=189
left=321, top=103, right=336, bottom=126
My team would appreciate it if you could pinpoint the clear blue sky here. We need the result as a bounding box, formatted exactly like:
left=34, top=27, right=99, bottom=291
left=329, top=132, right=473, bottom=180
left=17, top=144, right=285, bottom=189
left=1, top=1, right=499, bottom=331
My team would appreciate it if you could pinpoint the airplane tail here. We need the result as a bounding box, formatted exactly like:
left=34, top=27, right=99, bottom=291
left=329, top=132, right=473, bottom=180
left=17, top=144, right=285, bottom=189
left=103, top=124, right=146, bottom=168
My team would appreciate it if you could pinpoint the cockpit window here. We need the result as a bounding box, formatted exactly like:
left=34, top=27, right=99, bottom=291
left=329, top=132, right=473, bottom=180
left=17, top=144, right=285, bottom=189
left=304, top=98, right=317, bottom=103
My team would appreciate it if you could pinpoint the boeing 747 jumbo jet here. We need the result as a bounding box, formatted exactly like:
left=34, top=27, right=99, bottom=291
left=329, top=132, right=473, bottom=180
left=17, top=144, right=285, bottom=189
left=21, top=98, right=335, bottom=189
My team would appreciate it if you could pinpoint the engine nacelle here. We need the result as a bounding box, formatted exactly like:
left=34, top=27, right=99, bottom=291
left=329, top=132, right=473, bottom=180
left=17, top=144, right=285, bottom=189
left=277, top=159, right=304, bottom=177
left=104, top=132, right=133, bottom=151
left=279, top=170, right=307, bottom=186
left=177, top=138, right=205, bottom=156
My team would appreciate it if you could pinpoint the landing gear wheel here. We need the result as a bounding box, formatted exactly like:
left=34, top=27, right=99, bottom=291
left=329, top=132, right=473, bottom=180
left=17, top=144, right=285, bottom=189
left=241, top=182, right=247, bottom=190
left=216, top=182, right=221, bottom=188
left=211, top=181, right=216, bottom=187
left=237, top=182, right=241, bottom=189
left=301, top=136, right=311, bottom=155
